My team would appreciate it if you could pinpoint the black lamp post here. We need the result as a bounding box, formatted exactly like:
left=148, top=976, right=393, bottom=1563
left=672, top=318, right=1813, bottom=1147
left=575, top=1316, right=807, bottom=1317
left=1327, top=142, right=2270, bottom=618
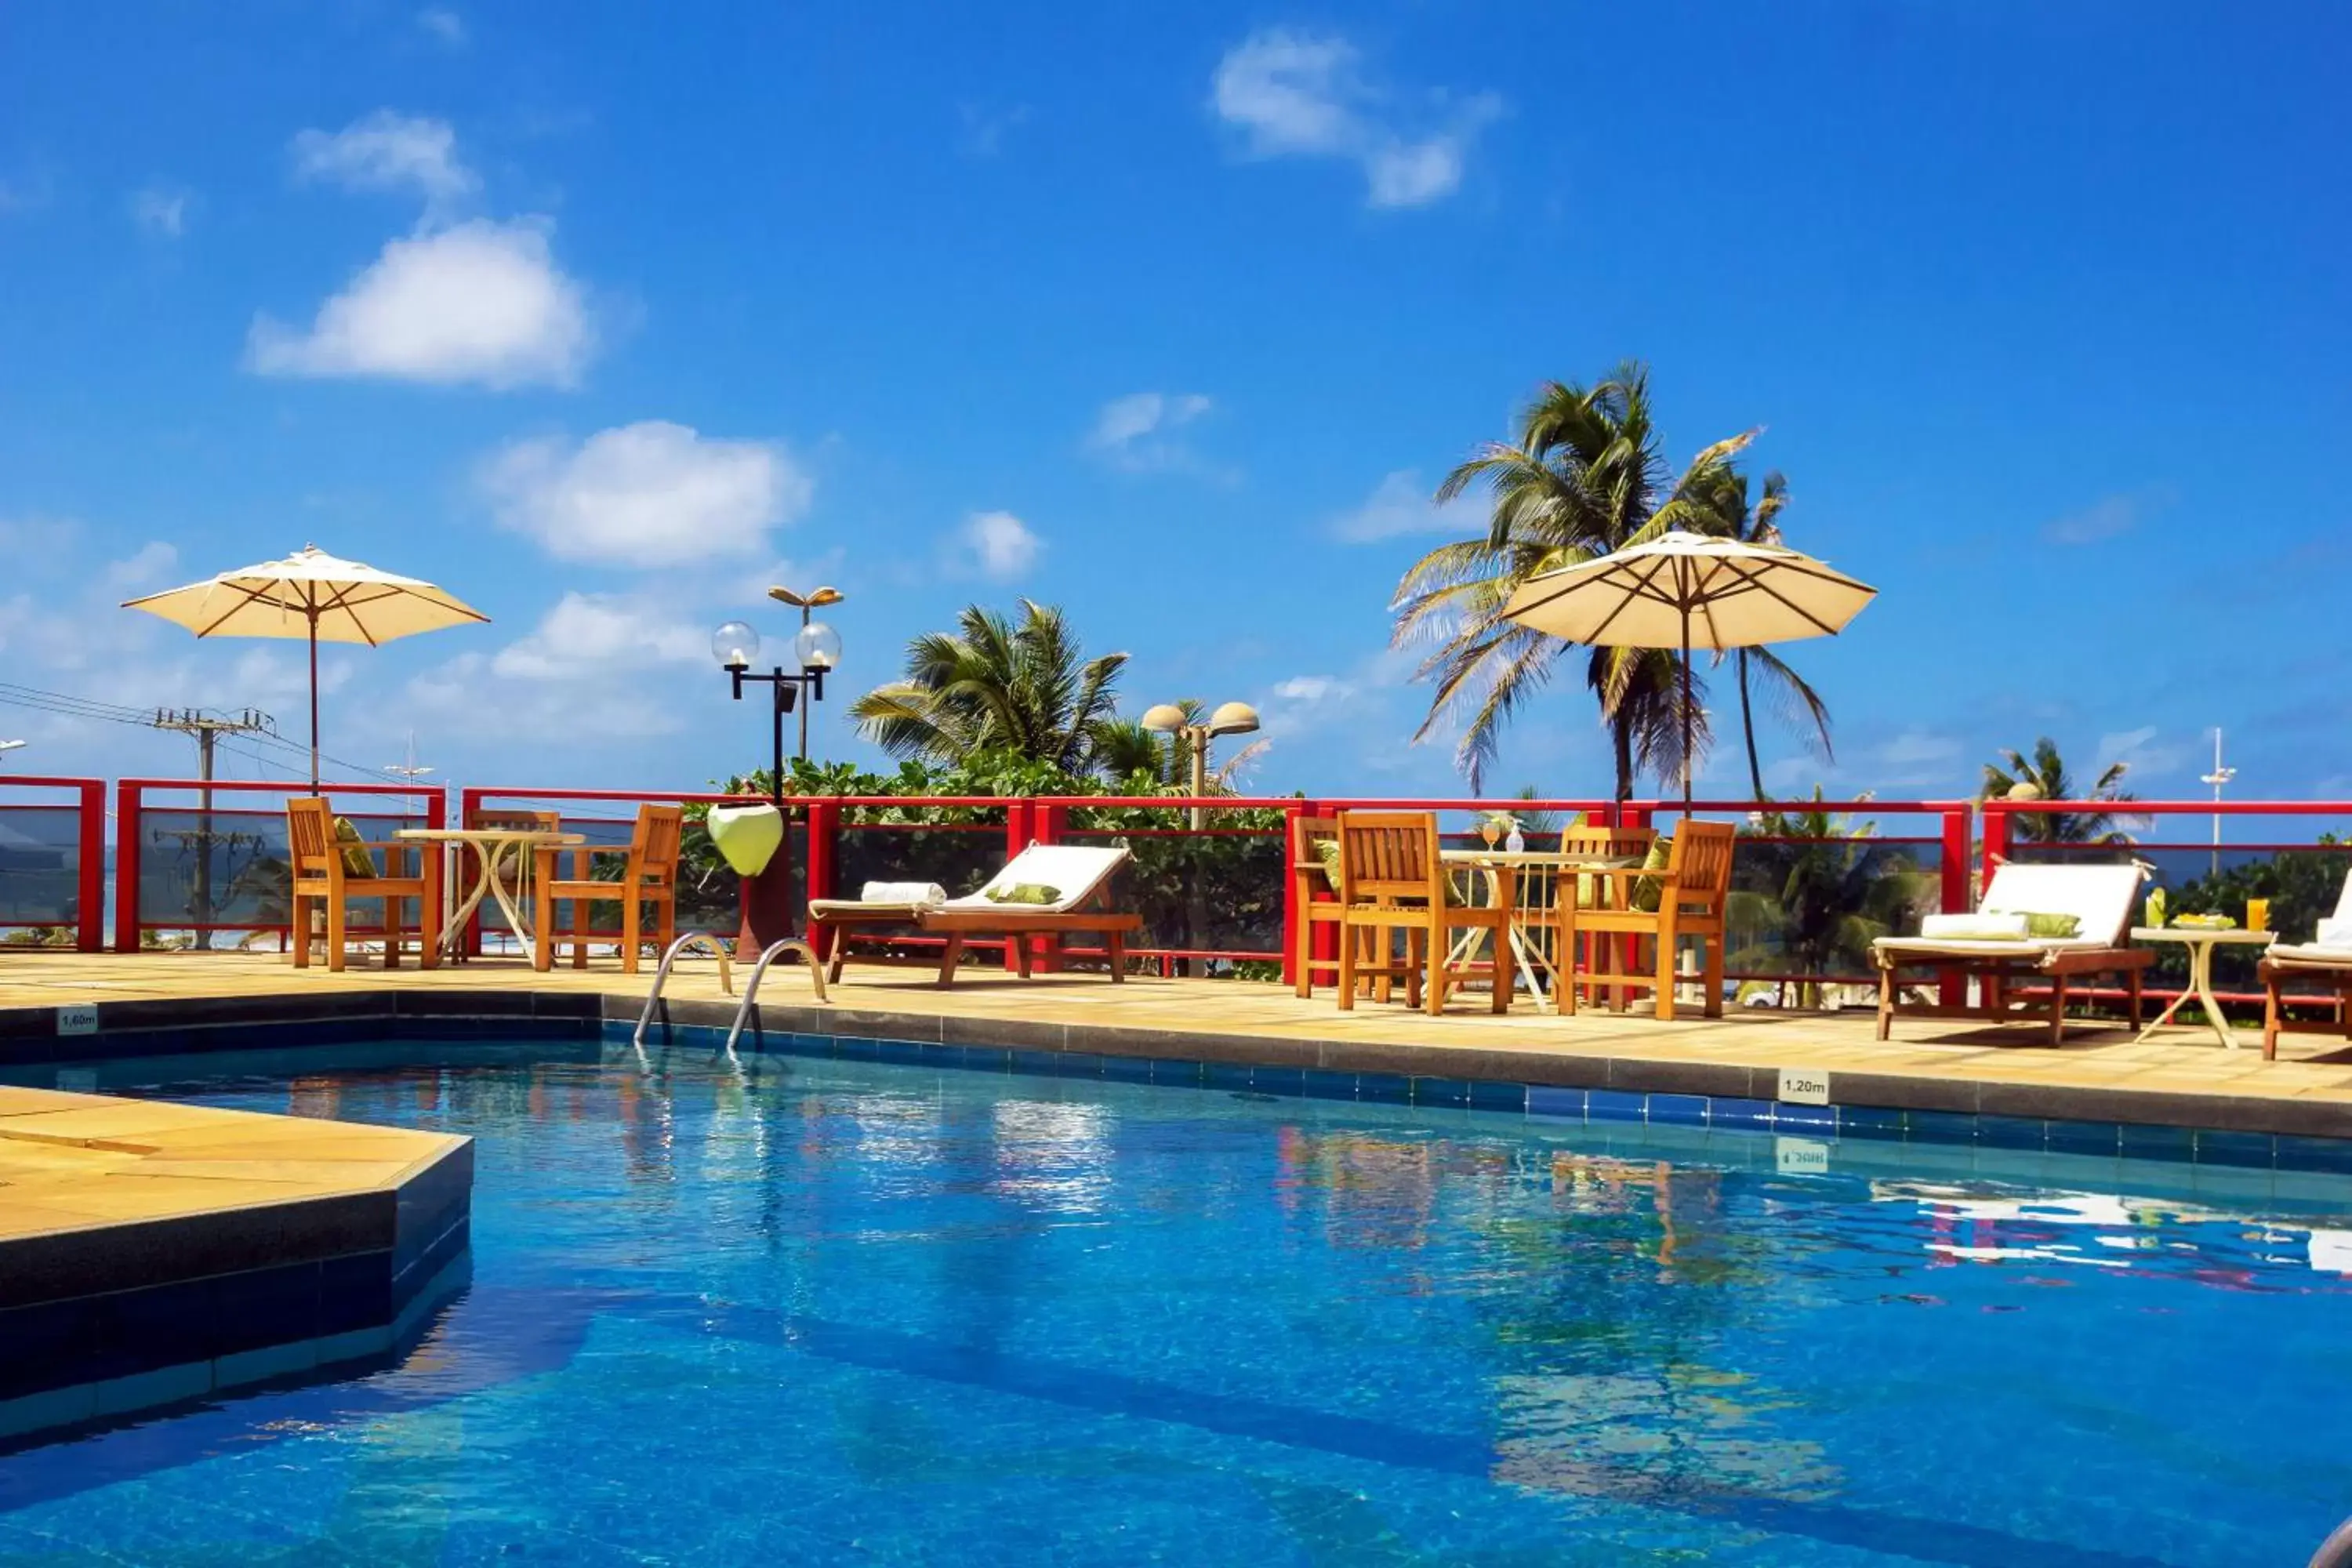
left=711, top=617, right=842, bottom=800
left=710, top=615, right=842, bottom=954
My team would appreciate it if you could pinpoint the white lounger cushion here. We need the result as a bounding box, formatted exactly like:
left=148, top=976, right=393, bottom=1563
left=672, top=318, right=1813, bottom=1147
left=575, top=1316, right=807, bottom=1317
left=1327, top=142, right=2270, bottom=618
left=1918, top=913, right=2029, bottom=942
left=941, top=843, right=1130, bottom=915
left=2267, top=944, right=2352, bottom=966
left=862, top=881, right=946, bottom=906
left=1875, top=861, right=2144, bottom=958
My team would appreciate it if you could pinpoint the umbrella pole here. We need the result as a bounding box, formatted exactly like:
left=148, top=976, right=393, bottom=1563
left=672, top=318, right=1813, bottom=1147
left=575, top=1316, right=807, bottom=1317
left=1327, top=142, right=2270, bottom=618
left=308, top=613, right=321, bottom=789
left=1680, top=584, right=1695, bottom=816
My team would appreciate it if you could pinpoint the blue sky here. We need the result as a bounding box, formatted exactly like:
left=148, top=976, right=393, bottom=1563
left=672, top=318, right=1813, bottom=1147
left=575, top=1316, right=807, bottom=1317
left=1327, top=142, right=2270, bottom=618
left=2, top=2, right=2347, bottom=806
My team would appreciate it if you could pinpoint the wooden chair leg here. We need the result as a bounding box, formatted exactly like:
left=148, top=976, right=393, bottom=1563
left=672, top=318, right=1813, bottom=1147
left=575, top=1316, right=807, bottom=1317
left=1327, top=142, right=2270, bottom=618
left=1702, top=932, right=1723, bottom=1018
left=383, top=896, right=402, bottom=971
left=1294, top=911, right=1314, bottom=999
left=2049, top=973, right=2070, bottom=1044
left=1337, top=921, right=1358, bottom=1011
left=823, top=927, right=848, bottom=984
left=532, top=899, right=553, bottom=972
left=1013, top=933, right=1033, bottom=979
left=1488, top=920, right=1511, bottom=1015
left=620, top=895, right=641, bottom=975
left=1106, top=927, right=1127, bottom=980
left=325, top=895, right=347, bottom=974
left=935, top=933, right=966, bottom=985
left=1653, top=920, right=1679, bottom=1021
left=1425, top=922, right=1446, bottom=1018
left=1876, top=964, right=1895, bottom=1040
left=292, top=895, right=312, bottom=968
left=2127, top=965, right=2143, bottom=1029
left=2263, top=978, right=2281, bottom=1061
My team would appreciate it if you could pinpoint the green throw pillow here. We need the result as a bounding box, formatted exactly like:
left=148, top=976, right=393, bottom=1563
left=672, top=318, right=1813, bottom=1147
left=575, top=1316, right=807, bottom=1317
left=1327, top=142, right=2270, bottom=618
left=1312, top=837, right=1341, bottom=894
left=2022, top=912, right=2081, bottom=939
left=985, top=883, right=1062, bottom=906
left=331, top=816, right=376, bottom=879
left=1632, top=835, right=1673, bottom=913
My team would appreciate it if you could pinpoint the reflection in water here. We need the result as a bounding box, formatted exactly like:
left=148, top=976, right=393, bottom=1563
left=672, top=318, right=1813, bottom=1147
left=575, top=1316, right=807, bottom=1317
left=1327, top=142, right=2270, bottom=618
left=989, top=1099, right=1112, bottom=1214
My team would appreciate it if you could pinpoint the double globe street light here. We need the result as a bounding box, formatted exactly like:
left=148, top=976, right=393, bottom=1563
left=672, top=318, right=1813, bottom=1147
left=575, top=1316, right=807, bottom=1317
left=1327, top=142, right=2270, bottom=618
left=1142, top=700, right=1260, bottom=829
left=711, top=589, right=844, bottom=805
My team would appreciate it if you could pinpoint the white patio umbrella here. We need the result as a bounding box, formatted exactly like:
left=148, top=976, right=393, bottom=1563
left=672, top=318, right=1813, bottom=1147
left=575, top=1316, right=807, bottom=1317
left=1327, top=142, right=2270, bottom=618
left=123, top=544, right=488, bottom=786
left=1501, top=530, right=1875, bottom=808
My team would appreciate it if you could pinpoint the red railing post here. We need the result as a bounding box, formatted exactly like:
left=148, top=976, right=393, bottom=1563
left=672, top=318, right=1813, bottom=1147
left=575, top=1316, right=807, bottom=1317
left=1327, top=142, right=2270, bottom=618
left=1001, top=796, right=1034, bottom=973
left=804, top=798, right=837, bottom=961
left=1280, top=799, right=1310, bottom=989
left=1937, top=802, right=1973, bottom=1009
left=112, top=779, right=142, bottom=953
left=1032, top=799, right=1070, bottom=972
left=75, top=780, right=105, bottom=953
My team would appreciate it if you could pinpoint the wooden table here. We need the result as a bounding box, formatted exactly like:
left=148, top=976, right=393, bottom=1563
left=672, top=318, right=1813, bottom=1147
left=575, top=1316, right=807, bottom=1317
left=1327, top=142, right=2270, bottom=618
left=2129, top=925, right=2276, bottom=1049
left=1439, top=849, right=1642, bottom=1011
left=397, top=828, right=585, bottom=966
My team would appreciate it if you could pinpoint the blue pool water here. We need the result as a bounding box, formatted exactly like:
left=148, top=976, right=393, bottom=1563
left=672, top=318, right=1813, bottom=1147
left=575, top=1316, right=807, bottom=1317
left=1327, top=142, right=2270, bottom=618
left=5, top=1036, right=2352, bottom=1565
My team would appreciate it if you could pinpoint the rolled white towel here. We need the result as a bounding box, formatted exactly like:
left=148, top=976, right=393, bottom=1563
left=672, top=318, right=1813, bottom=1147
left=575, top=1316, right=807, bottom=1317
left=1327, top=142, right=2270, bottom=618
left=862, top=880, right=946, bottom=906
left=1918, top=912, right=2030, bottom=942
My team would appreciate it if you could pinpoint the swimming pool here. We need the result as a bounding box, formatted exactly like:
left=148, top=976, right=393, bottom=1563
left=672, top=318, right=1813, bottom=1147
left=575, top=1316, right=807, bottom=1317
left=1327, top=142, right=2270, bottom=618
left=3, top=1035, right=2348, bottom=1565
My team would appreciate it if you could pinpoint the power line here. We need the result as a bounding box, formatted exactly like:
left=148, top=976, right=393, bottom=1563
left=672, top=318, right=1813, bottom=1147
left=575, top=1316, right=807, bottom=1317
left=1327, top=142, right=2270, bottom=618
left=0, top=680, right=423, bottom=787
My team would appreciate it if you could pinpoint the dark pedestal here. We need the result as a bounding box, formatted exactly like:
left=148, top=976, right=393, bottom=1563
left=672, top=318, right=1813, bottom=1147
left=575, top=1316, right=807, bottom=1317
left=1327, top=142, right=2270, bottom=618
left=734, top=850, right=800, bottom=962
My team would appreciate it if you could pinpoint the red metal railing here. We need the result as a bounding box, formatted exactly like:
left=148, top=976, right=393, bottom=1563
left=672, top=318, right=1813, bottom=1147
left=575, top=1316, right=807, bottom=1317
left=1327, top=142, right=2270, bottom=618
left=0, top=775, right=107, bottom=953
left=113, top=777, right=445, bottom=950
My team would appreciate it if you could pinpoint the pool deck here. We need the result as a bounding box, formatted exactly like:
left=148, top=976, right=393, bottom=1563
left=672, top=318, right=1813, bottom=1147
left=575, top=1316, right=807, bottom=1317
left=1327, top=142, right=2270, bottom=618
left=3, top=948, right=2351, bottom=1138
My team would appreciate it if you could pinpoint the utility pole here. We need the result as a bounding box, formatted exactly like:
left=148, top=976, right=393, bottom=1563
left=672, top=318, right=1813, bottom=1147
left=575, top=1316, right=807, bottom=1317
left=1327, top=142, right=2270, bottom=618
left=2200, top=728, right=2236, bottom=880
left=152, top=709, right=272, bottom=950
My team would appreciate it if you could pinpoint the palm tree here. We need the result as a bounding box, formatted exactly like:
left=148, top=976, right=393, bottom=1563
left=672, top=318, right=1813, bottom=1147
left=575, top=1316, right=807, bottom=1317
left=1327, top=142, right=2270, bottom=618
left=1981, top=738, right=2137, bottom=844
left=1392, top=364, right=1752, bottom=798
left=1683, top=466, right=1835, bottom=799
left=1726, top=790, right=1933, bottom=1006
left=851, top=601, right=1129, bottom=775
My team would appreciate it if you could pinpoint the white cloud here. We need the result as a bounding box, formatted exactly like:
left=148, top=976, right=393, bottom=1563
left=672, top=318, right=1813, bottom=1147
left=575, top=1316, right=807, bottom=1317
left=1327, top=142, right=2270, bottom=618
left=1329, top=469, right=1480, bottom=543
left=1210, top=31, right=1500, bottom=209
left=1088, top=391, right=1214, bottom=471
left=480, top=420, right=811, bottom=568
left=2042, top=486, right=2172, bottom=546
left=417, top=8, right=467, bottom=47
left=103, top=541, right=180, bottom=593
left=952, top=510, right=1043, bottom=580
left=292, top=111, right=477, bottom=205
left=246, top=219, right=593, bottom=389
left=488, top=592, right=706, bottom=680
left=128, top=186, right=191, bottom=238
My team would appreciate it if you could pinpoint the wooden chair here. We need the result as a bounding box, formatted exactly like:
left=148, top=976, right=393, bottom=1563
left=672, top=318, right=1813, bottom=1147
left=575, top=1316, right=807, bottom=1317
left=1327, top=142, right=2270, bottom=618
left=1290, top=814, right=1356, bottom=998
left=1559, top=820, right=1736, bottom=1021
left=1332, top=811, right=1514, bottom=1017
left=532, top=804, right=682, bottom=974
left=1548, top=823, right=1657, bottom=1001
left=286, top=797, right=441, bottom=973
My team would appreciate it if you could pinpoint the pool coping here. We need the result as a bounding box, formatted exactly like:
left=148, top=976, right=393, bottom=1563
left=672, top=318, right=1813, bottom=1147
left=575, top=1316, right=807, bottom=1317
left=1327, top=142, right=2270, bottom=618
left=3, top=982, right=2350, bottom=1143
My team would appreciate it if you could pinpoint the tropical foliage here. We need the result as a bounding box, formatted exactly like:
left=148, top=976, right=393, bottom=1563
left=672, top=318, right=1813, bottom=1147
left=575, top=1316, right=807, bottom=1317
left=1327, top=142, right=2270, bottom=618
left=1726, top=790, right=1934, bottom=1003
left=1393, top=363, right=1773, bottom=799
left=850, top=601, right=1133, bottom=776
left=1982, top=738, right=2138, bottom=844
left=1679, top=466, right=1835, bottom=798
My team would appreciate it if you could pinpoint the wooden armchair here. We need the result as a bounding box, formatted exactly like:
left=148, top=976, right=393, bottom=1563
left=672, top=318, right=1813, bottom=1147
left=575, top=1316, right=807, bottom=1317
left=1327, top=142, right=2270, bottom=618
left=532, top=803, right=682, bottom=973
left=1559, top=820, right=1736, bottom=1020
left=1334, top=811, right=1514, bottom=1016
left=286, top=797, right=441, bottom=973
left=1290, top=814, right=1347, bottom=997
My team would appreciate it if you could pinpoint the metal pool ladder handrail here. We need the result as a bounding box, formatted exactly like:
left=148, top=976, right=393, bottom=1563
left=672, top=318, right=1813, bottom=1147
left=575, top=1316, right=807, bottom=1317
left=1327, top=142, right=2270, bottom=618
left=725, top=938, right=829, bottom=1051
left=633, top=931, right=736, bottom=1047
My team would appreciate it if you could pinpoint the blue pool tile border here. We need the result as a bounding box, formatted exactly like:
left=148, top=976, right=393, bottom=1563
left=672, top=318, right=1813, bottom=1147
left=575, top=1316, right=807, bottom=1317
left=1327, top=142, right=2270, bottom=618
left=613, top=1018, right=2352, bottom=1176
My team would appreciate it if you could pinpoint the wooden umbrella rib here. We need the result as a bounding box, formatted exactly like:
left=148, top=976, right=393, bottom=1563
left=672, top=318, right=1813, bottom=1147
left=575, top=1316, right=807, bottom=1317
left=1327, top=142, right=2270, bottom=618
left=1715, top=557, right=1842, bottom=637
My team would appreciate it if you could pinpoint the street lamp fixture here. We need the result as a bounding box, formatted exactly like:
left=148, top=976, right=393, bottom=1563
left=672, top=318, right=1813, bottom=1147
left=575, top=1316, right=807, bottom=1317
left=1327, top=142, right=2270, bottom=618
left=712, top=609, right=844, bottom=804
left=0, top=740, right=25, bottom=763
left=1143, top=700, right=1261, bottom=829
left=768, top=585, right=845, bottom=764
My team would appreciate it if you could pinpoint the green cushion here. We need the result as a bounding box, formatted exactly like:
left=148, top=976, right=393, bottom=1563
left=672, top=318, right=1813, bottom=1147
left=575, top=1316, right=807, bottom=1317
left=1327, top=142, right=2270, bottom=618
left=985, top=882, right=1062, bottom=906
left=1312, top=837, right=1341, bottom=894
left=332, top=816, right=376, bottom=879
left=2021, top=912, right=2081, bottom=939
left=1632, top=836, right=1673, bottom=913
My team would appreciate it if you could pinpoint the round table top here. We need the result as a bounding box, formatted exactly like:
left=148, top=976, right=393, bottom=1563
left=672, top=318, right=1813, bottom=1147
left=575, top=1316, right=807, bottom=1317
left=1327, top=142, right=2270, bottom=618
left=397, top=827, right=586, bottom=846
left=2129, top=924, right=2274, bottom=945
left=1440, top=848, right=1643, bottom=868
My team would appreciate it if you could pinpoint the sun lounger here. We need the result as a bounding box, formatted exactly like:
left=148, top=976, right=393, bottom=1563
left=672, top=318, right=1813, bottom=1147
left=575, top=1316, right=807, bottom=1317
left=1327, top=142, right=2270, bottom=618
left=2259, top=869, right=2352, bottom=1059
left=1872, top=862, right=2150, bottom=1044
left=808, top=843, right=1142, bottom=985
